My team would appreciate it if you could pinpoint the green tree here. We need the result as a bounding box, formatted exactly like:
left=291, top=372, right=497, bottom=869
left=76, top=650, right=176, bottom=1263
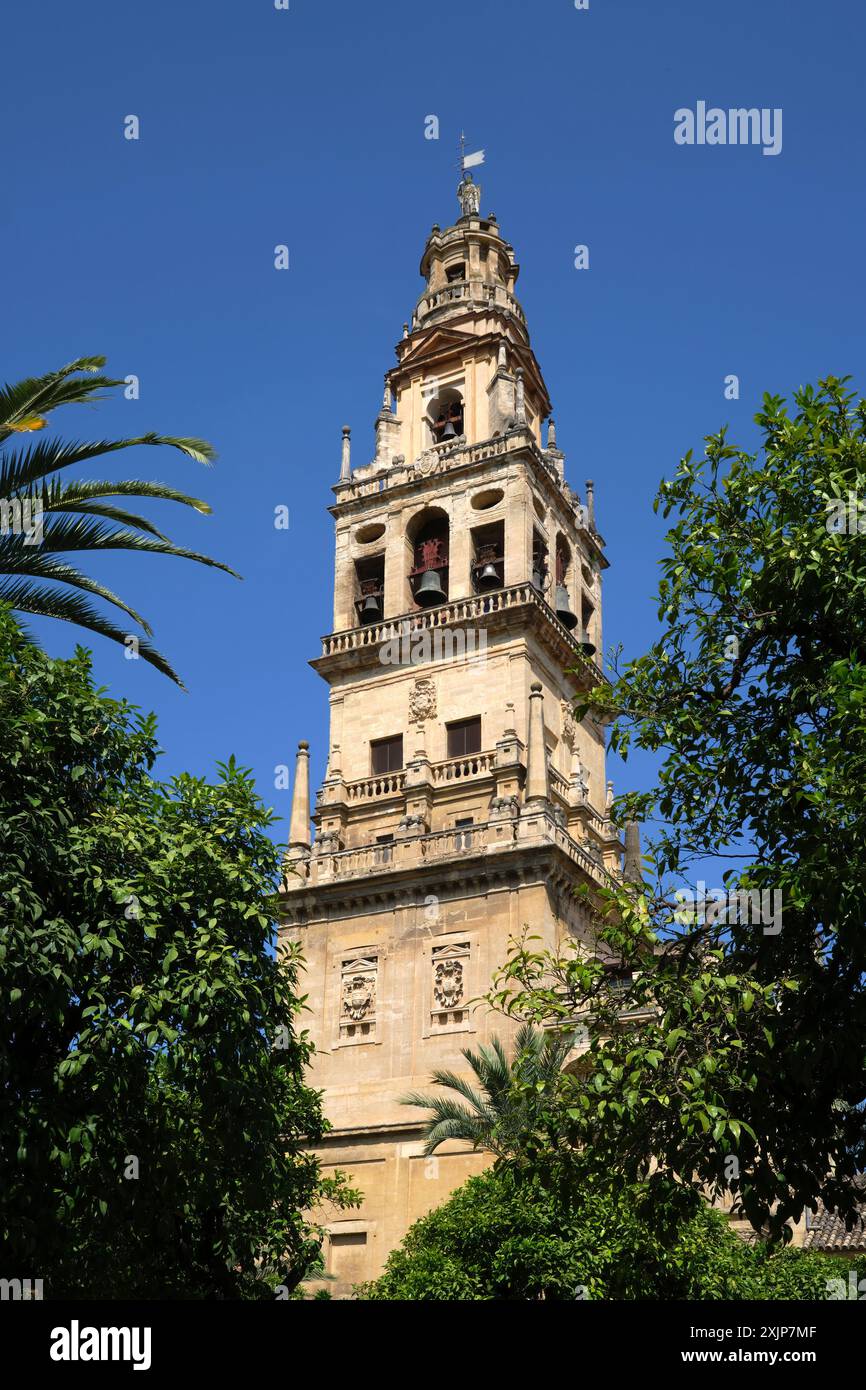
left=0, top=608, right=353, bottom=1298
left=490, top=377, right=866, bottom=1240
left=0, top=356, right=236, bottom=684
left=402, top=1024, right=576, bottom=1162
left=359, top=1163, right=860, bottom=1301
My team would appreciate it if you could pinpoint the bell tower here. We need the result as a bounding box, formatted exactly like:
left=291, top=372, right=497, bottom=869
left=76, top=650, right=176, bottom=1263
left=280, top=173, right=624, bottom=1294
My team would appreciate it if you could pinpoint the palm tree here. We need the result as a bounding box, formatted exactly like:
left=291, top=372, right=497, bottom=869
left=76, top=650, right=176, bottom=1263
left=0, top=355, right=237, bottom=685
left=402, top=1023, right=576, bottom=1160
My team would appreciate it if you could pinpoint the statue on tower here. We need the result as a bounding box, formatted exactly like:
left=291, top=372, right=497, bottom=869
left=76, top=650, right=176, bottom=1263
left=457, top=171, right=481, bottom=217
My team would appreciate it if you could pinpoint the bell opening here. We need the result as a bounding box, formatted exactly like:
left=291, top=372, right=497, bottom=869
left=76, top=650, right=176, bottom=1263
left=354, top=556, right=385, bottom=627
left=408, top=508, right=450, bottom=609
left=554, top=584, right=579, bottom=630
left=532, top=529, right=549, bottom=594
left=427, top=386, right=464, bottom=446
left=471, top=523, right=504, bottom=595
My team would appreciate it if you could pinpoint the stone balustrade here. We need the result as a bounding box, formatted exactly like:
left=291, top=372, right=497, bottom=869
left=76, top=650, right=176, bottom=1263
left=431, top=751, right=493, bottom=783
left=285, top=809, right=612, bottom=890
left=333, top=429, right=564, bottom=504
left=412, top=281, right=527, bottom=328
left=319, top=582, right=589, bottom=664
left=345, top=771, right=406, bottom=801
left=337, top=752, right=493, bottom=807
left=548, top=765, right=569, bottom=800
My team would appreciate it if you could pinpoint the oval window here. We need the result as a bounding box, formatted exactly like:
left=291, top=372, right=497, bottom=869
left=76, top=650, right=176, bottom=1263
left=470, top=487, right=504, bottom=511
left=355, top=522, right=386, bottom=545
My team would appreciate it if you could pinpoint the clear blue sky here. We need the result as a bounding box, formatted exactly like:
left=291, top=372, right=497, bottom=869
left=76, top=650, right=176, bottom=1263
left=3, top=0, right=863, bottom=846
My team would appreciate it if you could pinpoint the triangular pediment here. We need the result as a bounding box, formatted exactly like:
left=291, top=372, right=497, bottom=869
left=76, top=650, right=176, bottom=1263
left=397, top=326, right=477, bottom=370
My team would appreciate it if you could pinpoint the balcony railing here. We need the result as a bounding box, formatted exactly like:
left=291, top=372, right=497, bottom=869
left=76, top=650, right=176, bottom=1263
left=432, top=751, right=493, bottom=783
left=334, top=429, right=565, bottom=504
left=345, top=771, right=406, bottom=802
left=338, top=754, right=493, bottom=807
left=318, top=582, right=594, bottom=667
left=548, top=765, right=570, bottom=801
left=412, top=281, right=527, bottom=328
left=284, top=809, right=612, bottom=891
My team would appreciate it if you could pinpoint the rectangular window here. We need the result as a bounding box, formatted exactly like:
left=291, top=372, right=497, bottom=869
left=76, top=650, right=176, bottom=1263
left=455, top=816, right=474, bottom=849
left=371, top=735, right=403, bottom=774
left=328, top=1231, right=368, bottom=1283
left=447, top=718, right=481, bottom=758
left=374, top=832, right=394, bottom=864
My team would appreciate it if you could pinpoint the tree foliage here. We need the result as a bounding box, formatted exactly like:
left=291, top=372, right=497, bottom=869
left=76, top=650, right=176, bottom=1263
left=490, top=379, right=866, bottom=1240
left=0, top=608, right=352, bottom=1297
left=359, top=1163, right=860, bottom=1301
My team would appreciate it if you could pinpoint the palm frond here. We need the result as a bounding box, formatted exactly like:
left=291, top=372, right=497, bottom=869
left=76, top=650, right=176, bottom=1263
left=40, top=476, right=212, bottom=515
left=0, top=551, right=152, bottom=631
left=0, top=433, right=216, bottom=495
left=40, top=500, right=173, bottom=541
left=420, top=1117, right=490, bottom=1158
left=400, top=1093, right=494, bottom=1156
left=0, top=357, right=230, bottom=683
left=1, top=581, right=183, bottom=686
left=0, top=357, right=123, bottom=443
left=404, top=1073, right=495, bottom=1120
left=514, top=1022, right=543, bottom=1058
left=1, top=516, right=239, bottom=577
left=402, top=1026, right=574, bottom=1161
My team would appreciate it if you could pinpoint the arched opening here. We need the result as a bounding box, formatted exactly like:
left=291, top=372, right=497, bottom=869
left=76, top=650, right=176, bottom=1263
left=407, top=506, right=450, bottom=609
left=354, top=553, right=384, bottom=626
left=427, top=386, right=464, bottom=446
left=470, top=520, right=504, bottom=593
left=532, top=529, right=549, bottom=594
left=554, top=537, right=578, bottom=631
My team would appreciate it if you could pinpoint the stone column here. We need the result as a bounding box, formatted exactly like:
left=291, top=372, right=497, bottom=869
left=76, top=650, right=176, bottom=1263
left=340, top=426, right=351, bottom=481
left=286, top=740, right=311, bottom=859
left=384, top=507, right=408, bottom=619
left=448, top=490, right=472, bottom=601
left=524, top=682, right=549, bottom=807
left=623, top=821, right=643, bottom=885
left=585, top=479, right=596, bottom=532
left=515, top=368, right=526, bottom=425
left=486, top=342, right=515, bottom=436
left=403, top=721, right=433, bottom=834
left=490, top=701, right=524, bottom=825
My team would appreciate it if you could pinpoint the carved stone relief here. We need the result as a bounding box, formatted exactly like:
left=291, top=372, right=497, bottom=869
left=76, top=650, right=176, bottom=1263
left=409, top=677, right=437, bottom=724
left=340, top=955, right=377, bottom=1039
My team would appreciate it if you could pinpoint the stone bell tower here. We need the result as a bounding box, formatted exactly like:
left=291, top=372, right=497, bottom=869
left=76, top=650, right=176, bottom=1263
left=280, top=173, right=625, bottom=1294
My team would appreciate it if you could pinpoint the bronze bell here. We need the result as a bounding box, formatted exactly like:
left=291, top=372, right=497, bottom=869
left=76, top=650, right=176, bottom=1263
left=475, top=544, right=500, bottom=591
left=579, top=631, right=596, bottom=657
left=415, top=568, right=447, bottom=606
left=532, top=566, right=546, bottom=592
left=359, top=592, right=382, bottom=624
left=441, top=420, right=457, bottom=439
left=554, top=584, right=578, bottom=630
